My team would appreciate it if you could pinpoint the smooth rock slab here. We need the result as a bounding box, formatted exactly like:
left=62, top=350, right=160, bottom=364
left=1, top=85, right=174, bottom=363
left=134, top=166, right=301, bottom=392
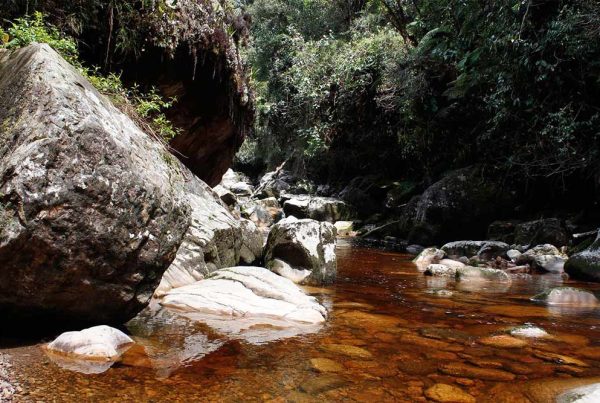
left=161, top=266, right=327, bottom=324
left=510, top=325, right=549, bottom=338
left=46, top=325, right=133, bottom=361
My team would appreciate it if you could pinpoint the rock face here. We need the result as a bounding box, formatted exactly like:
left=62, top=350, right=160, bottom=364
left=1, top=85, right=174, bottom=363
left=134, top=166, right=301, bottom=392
left=283, top=195, right=350, bottom=223
left=0, top=44, right=195, bottom=324
left=566, top=231, right=600, bottom=282
left=46, top=325, right=134, bottom=361
left=394, top=167, right=516, bottom=244
left=514, top=218, right=569, bottom=247
left=161, top=266, right=327, bottom=324
left=154, top=195, right=263, bottom=297
left=264, top=217, right=337, bottom=285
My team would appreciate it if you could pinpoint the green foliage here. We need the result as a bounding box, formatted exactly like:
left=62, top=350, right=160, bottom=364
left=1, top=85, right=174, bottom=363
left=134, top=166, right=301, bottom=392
left=247, top=0, right=600, bottom=184
left=0, top=12, right=180, bottom=143
left=3, top=11, right=79, bottom=62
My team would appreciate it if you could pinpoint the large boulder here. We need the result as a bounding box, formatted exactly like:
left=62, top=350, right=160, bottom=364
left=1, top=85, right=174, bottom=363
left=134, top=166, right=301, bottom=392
left=514, top=218, right=569, bottom=247
left=0, top=44, right=192, bottom=324
left=516, top=244, right=567, bottom=273
left=565, top=231, right=600, bottom=282
left=264, top=217, right=337, bottom=285
left=393, top=167, right=517, bottom=244
left=0, top=44, right=257, bottom=325
left=283, top=195, right=350, bottom=223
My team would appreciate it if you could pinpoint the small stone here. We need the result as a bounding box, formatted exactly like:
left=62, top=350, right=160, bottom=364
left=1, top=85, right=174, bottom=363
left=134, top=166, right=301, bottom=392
left=299, top=374, right=347, bottom=394
left=320, top=344, right=373, bottom=359
left=309, top=358, right=345, bottom=373
left=478, top=335, right=528, bottom=348
left=440, top=362, right=516, bottom=381
left=425, top=384, right=476, bottom=403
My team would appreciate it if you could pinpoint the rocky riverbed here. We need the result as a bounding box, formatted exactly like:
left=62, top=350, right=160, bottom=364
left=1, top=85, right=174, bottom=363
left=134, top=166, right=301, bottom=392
left=4, top=240, right=600, bottom=401
left=0, top=354, right=19, bottom=401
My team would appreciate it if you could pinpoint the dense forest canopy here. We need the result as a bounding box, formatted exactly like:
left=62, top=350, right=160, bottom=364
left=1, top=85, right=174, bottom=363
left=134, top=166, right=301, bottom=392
left=241, top=0, right=600, bottom=190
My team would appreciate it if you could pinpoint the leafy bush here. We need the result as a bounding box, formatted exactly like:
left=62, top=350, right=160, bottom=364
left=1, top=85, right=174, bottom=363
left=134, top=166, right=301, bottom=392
left=0, top=12, right=180, bottom=142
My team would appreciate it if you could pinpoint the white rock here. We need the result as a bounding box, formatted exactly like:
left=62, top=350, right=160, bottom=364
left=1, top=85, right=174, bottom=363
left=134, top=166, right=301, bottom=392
left=334, top=221, right=353, bottom=237
left=161, top=266, right=327, bottom=325
left=271, top=259, right=312, bottom=283
left=413, top=247, right=445, bottom=271
left=557, top=383, right=600, bottom=403
left=507, top=249, right=521, bottom=261
left=510, top=325, right=549, bottom=338
left=516, top=244, right=567, bottom=273
left=439, top=258, right=466, bottom=269
left=264, top=217, right=337, bottom=285
left=46, top=325, right=133, bottom=361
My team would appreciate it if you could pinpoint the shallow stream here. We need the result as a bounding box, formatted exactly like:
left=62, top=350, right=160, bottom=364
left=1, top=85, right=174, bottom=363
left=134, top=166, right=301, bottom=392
left=4, top=240, right=600, bottom=402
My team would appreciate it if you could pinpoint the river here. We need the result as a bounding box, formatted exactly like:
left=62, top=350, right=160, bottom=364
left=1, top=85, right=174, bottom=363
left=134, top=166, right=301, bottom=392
left=3, top=240, right=600, bottom=402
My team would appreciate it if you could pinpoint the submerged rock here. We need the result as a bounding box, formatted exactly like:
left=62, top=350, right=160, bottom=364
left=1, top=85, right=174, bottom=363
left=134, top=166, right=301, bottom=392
left=565, top=231, right=600, bottom=282
left=264, top=217, right=337, bottom=285
left=424, top=383, right=475, bottom=403
left=161, top=266, right=327, bottom=324
left=46, top=325, right=133, bottom=363
left=0, top=44, right=197, bottom=323
left=532, top=287, right=599, bottom=306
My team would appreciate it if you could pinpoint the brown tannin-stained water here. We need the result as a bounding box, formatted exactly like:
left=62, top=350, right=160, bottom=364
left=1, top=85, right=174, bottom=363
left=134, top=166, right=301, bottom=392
left=5, top=240, right=600, bottom=402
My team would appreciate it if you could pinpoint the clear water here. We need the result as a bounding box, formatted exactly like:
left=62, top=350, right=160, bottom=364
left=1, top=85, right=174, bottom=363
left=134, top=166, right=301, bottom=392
left=4, top=240, right=600, bottom=402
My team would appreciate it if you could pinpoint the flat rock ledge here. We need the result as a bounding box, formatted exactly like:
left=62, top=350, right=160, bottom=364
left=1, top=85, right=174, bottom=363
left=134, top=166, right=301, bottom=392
left=161, top=266, right=327, bottom=325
